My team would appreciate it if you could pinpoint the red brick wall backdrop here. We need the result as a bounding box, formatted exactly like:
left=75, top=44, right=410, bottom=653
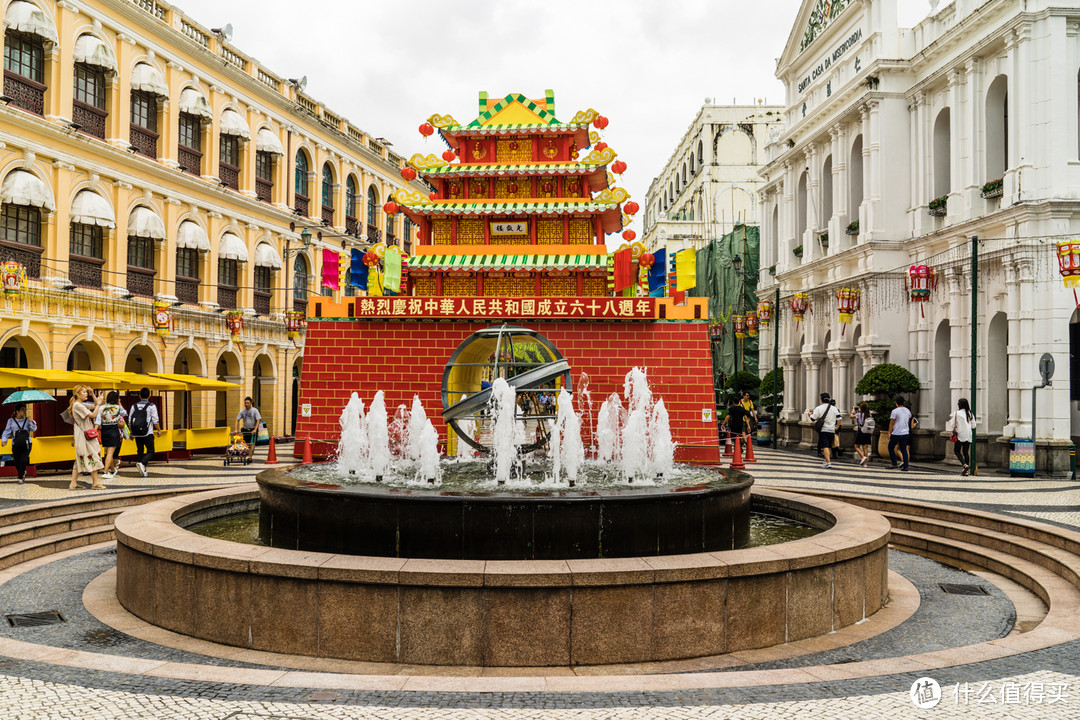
left=295, top=320, right=719, bottom=463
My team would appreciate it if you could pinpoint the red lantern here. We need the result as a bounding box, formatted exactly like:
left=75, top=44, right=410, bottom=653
left=790, top=292, right=811, bottom=327
left=624, top=201, right=639, bottom=215
left=442, top=149, right=456, bottom=162
left=757, top=300, right=774, bottom=328
left=593, top=115, right=609, bottom=129
left=383, top=201, right=399, bottom=215
left=746, top=311, right=759, bottom=337
left=419, top=123, right=434, bottom=137
left=429, top=191, right=439, bottom=201
left=401, top=167, right=417, bottom=181
left=507, top=182, right=518, bottom=194
left=906, top=265, right=936, bottom=317
left=612, top=160, right=627, bottom=175
left=622, top=230, right=636, bottom=241
left=733, top=314, right=747, bottom=339
left=1057, top=241, right=1080, bottom=306
left=639, top=253, right=654, bottom=269
left=836, top=287, right=861, bottom=334
left=594, top=142, right=608, bottom=152
left=363, top=251, right=379, bottom=267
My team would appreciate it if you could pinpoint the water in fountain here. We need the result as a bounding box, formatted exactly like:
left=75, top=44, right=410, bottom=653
left=489, top=377, right=520, bottom=485
left=650, top=398, right=675, bottom=478
left=389, top=403, right=408, bottom=459
left=550, top=388, right=584, bottom=486
left=366, top=391, right=391, bottom=480
left=336, top=393, right=368, bottom=475
left=577, top=371, right=594, bottom=455
left=416, top=418, right=441, bottom=483
left=596, top=392, right=623, bottom=462
left=455, top=417, right=476, bottom=458
left=405, top=395, right=428, bottom=460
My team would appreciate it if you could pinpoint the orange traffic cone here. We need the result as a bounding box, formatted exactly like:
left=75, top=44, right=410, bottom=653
left=729, top=436, right=745, bottom=469
left=722, top=431, right=734, bottom=457
left=265, top=435, right=278, bottom=465
left=743, top=433, right=757, bottom=463
left=301, top=438, right=314, bottom=465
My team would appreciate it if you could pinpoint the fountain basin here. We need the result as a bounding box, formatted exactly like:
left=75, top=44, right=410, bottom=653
left=258, top=467, right=753, bottom=559
left=114, top=484, right=891, bottom=667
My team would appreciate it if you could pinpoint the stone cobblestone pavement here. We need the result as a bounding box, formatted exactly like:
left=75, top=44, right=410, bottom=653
left=0, top=446, right=1079, bottom=718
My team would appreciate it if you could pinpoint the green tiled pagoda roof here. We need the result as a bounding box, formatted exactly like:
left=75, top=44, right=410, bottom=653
left=411, top=253, right=607, bottom=271
left=405, top=201, right=618, bottom=215
left=421, top=162, right=605, bottom=176
left=467, top=93, right=560, bottom=127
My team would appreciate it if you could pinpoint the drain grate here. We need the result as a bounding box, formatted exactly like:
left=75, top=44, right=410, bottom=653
left=6, top=610, right=66, bottom=628
left=939, top=583, right=991, bottom=596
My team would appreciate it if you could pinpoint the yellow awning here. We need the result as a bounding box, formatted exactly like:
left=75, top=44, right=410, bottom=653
left=0, top=368, right=106, bottom=389
left=88, top=371, right=187, bottom=391
left=147, top=372, right=241, bottom=390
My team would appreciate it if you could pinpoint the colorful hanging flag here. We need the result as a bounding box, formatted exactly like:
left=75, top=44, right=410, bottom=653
left=668, top=252, right=685, bottom=304
left=612, top=246, right=634, bottom=291
left=675, top=248, right=697, bottom=291
left=350, top=249, right=367, bottom=290
left=368, top=266, right=383, bottom=296
left=384, top=246, right=402, bottom=294
left=648, top=248, right=667, bottom=295
left=321, top=249, right=340, bottom=291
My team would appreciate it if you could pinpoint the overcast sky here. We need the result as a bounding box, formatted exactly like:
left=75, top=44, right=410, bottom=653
left=172, top=0, right=932, bottom=235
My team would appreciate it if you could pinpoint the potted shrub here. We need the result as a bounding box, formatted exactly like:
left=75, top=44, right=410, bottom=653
left=981, top=177, right=1004, bottom=199
left=819, top=232, right=829, bottom=248
left=793, top=245, right=803, bottom=258
left=724, top=370, right=761, bottom=404
left=845, top=220, right=859, bottom=236
left=768, top=264, right=777, bottom=276
left=928, top=194, right=948, bottom=216
left=854, top=363, right=921, bottom=458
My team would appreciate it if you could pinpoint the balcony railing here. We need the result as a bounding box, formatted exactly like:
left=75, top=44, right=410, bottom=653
left=176, top=277, right=199, bottom=304
left=294, top=194, right=309, bottom=217
left=386, top=233, right=396, bottom=247
left=219, top=163, right=239, bottom=191
left=367, top=224, right=381, bottom=243
left=345, top=216, right=359, bottom=236
left=72, top=101, right=107, bottom=140
left=129, top=124, right=158, bottom=158
left=217, top=284, right=237, bottom=309
left=3, top=71, right=44, bottom=115
left=293, top=297, right=308, bottom=314
left=126, top=266, right=155, bottom=297
left=178, top=146, right=202, bottom=175
left=322, top=205, right=334, bottom=226
left=256, top=178, right=273, bottom=203
left=253, top=291, right=271, bottom=316
left=0, top=241, right=43, bottom=278
left=69, top=255, right=103, bottom=288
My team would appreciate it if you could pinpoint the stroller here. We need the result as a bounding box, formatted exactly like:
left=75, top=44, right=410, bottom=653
left=224, top=433, right=251, bottom=466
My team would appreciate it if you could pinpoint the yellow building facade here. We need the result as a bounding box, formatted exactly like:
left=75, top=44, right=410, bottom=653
left=0, top=0, right=419, bottom=444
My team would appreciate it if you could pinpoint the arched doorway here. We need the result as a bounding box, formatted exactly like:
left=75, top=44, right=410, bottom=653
left=822, top=330, right=833, bottom=401
left=173, top=348, right=204, bottom=430
left=66, top=340, right=107, bottom=371
left=215, top=351, right=242, bottom=428
left=291, top=356, right=303, bottom=436
left=252, top=353, right=274, bottom=430
left=934, top=320, right=952, bottom=428
left=124, top=344, right=160, bottom=374
left=987, top=312, right=1009, bottom=433
left=850, top=325, right=864, bottom=403
left=0, top=335, right=45, bottom=369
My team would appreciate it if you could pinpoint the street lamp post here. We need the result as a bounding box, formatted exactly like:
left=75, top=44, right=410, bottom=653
left=281, top=227, right=311, bottom=438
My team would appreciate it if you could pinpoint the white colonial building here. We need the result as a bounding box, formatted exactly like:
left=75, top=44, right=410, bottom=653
left=644, top=103, right=782, bottom=253
left=758, top=0, right=1080, bottom=471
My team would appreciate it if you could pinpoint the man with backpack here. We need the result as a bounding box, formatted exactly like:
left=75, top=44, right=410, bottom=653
left=2, top=403, right=37, bottom=483
left=807, top=392, right=841, bottom=469
left=128, top=387, right=160, bottom=478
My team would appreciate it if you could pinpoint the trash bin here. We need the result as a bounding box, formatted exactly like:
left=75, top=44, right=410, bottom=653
left=1010, top=439, right=1035, bottom=477
left=756, top=420, right=772, bottom=446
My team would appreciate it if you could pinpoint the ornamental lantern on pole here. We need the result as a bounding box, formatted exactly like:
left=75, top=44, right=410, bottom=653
left=836, top=287, right=861, bottom=335
left=906, top=265, right=936, bottom=317
left=285, top=309, right=305, bottom=347
left=151, top=300, right=171, bottom=346
left=1056, top=241, right=1080, bottom=306
left=790, top=292, right=811, bottom=327
left=708, top=321, right=724, bottom=343
left=746, top=311, right=759, bottom=337
left=733, top=314, right=747, bottom=338
left=226, top=310, right=244, bottom=341
left=756, top=299, right=774, bottom=328
left=1, top=261, right=26, bottom=295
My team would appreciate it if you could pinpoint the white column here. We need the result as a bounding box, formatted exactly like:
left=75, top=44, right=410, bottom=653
left=963, top=59, right=982, bottom=212
left=1003, top=31, right=1020, bottom=200
left=946, top=268, right=966, bottom=411
left=866, top=100, right=882, bottom=236
left=859, top=104, right=872, bottom=241
left=947, top=70, right=962, bottom=221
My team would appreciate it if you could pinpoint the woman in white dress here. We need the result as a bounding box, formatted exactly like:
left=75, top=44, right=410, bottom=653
left=68, top=385, right=106, bottom=490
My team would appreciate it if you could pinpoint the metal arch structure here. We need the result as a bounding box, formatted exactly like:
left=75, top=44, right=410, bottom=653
left=441, top=325, right=572, bottom=454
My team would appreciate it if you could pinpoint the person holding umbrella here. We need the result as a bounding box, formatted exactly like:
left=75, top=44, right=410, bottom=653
left=2, top=402, right=37, bottom=483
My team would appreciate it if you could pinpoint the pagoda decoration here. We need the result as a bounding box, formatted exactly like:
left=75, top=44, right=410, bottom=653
left=746, top=311, right=759, bottom=337
left=790, top=292, right=811, bottom=327
left=757, top=299, right=774, bottom=328
left=285, top=310, right=305, bottom=347
left=836, top=287, right=861, bottom=334
left=395, top=91, right=632, bottom=299
left=152, top=300, right=171, bottom=347
left=1, top=260, right=26, bottom=295
left=906, top=265, right=936, bottom=317
left=1057, top=241, right=1080, bottom=307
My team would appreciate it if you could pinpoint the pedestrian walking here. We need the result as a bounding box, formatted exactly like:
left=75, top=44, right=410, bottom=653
left=235, top=397, right=262, bottom=460
left=723, top=396, right=749, bottom=446
left=2, top=403, right=37, bottom=483
left=739, top=391, right=758, bottom=443
left=128, top=387, right=161, bottom=478
left=946, top=397, right=976, bottom=476
left=850, top=401, right=875, bottom=467
left=807, top=393, right=841, bottom=468
left=888, top=395, right=913, bottom=471
left=67, top=385, right=105, bottom=490
left=96, top=390, right=127, bottom=479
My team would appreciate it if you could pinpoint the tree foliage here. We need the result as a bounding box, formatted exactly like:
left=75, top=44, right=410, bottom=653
left=854, top=363, right=921, bottom=427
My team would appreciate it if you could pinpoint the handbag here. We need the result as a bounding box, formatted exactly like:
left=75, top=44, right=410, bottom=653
left=84, top=428, right=100, bottom=441
left=948, top=412, right=958, bottom=442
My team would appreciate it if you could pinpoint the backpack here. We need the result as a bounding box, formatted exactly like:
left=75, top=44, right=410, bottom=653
left=862, top=416, right=876, bottom=434
left=11, top=419, right=30, bottom=453
left=129, top=402, right=150, bottom=436
left=813, top=405, right=833, bottom=433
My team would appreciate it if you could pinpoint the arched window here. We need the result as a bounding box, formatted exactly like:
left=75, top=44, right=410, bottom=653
left=796, top=170, right=808, bottom=244
left=346, top=176, right=358, bottom=218
left=367, top=186, right=378, bottom=230
left=294, top=151, right=309, bottom=215
left=986, top=75, right=1008, bottom=182
left=689, top=153, right=695, bottom=174
left=697, top=140, right=704, bottom=166
left=933, top=109, right=951, bottom=199
left=293, top=254, right=309, bottom=303
left=849, top=134, right=863, bottom=221
left=321, top=163, right=334, bottom=209
left=3, top=29, right=46, bottom=114
left=821, top=155, right=833, bottom=228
